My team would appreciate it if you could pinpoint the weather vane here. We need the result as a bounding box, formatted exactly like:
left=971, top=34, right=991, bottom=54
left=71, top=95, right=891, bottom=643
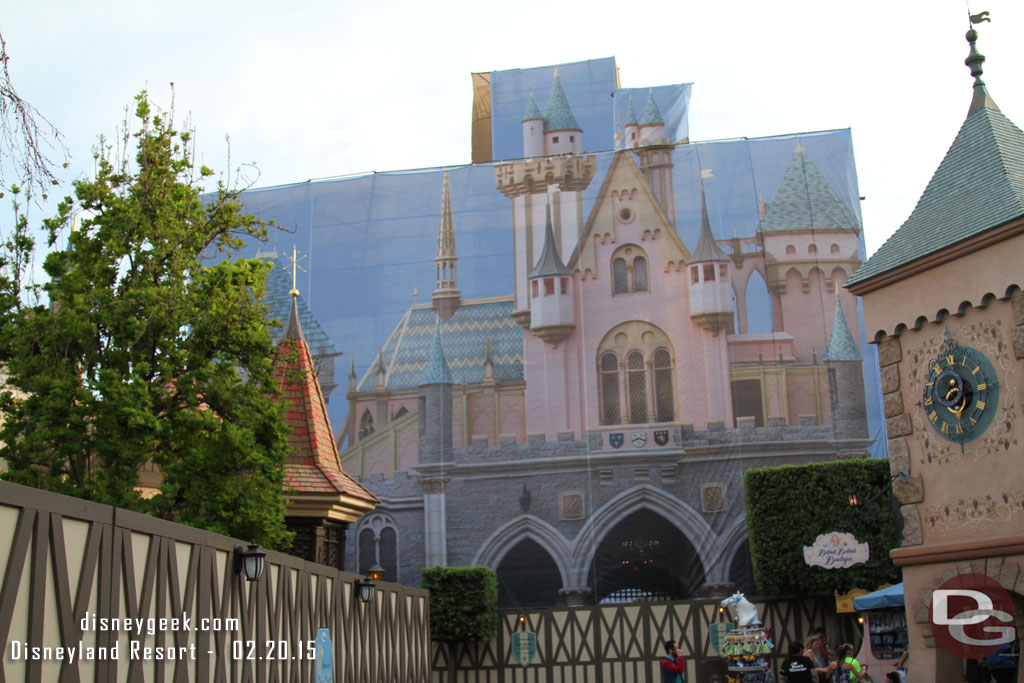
left=968, top=9, right=990, bottom=26
left=284, top=245, right=307, bottom=298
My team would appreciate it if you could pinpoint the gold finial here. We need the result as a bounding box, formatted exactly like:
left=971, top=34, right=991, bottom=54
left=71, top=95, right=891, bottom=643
left=284, top=244, right=307, bottom=298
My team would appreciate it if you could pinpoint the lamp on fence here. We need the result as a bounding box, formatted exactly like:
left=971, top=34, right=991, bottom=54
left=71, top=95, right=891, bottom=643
left=234, top=542, right=266, bottom=582
left=355, top=576, right=376, bottom=604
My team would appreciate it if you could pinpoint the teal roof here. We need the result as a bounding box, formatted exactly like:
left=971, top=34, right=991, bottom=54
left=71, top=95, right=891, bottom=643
left=848, top=99, right=1024, bottom=286
left=529, top=206, right=572, bottom=277
left=262, top=257, right=339, bottom=358
left=523, top=93, right=543, bottom=121
left=356, top=297, right=523, bottom=392
left=823, top=295, right=860, bottom=361
left=639, top=89, right=664, bottom=126
left=759, top=144, right=860, bottom=233
left=420, top=320, right=452, bottom=386
left=544, top=72, right=581, bottom=132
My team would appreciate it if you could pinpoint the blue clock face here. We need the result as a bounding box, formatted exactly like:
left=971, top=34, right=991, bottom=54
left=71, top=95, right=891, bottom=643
left=922, top=345, right=999, bottom=443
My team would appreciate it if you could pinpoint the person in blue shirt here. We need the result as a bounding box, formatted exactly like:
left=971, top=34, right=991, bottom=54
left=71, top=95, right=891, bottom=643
left=985, top=642, right=1016, bottom=683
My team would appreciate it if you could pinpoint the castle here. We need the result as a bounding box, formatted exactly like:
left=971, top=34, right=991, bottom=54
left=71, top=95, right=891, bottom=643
left=333, top=70, right=875, bottom=607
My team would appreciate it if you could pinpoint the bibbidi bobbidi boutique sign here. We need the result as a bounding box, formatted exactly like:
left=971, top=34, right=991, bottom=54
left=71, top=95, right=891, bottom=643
left=802, top=532, right=869, bottom=569
left=7, top=610, right=318, bottom=664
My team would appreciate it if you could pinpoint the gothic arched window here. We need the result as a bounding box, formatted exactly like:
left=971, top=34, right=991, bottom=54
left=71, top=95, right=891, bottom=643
left=359, top=410, right=375, bottom=438
left=627, top=351, right=648, bottom=424
left=653, top=349, right=674, bottom=422
left=610, top=245, right=651, bottom=296
left=600, top=352, right=621, bottom=425
left=596, top=323, right=675, bottom=426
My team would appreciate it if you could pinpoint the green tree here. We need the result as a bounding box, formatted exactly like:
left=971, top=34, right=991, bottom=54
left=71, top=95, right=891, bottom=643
left=0, top=92, right=292, bottom=548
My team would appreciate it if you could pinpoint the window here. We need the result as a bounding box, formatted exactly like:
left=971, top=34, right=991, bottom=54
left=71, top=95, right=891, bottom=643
left=569, top=135, right=575, bottom=143
left=808, top=244, right=817, bottom=254
left=532, top=280, right=539, bottom=298
left=600, top=353, right=621, bottom=425
left=627, top=352, right=648, bottom=423
left=552, top=136, right=559, bottom=144
left=786, top=245, right=796, bottom=255
left=719, top=263, right=728, bottom=278
left=653, top=349, right=674, bottom=422
left=597, top=323, right=675, bottom=426
left=611, top=246, right=651, bottom=296
left=830, top=243, right=840, bottom=254
left=633, top=257, right=648, bottom=292
left=359, top=410, right=375, bottom=438
left=613, top=258, right=629, bottom=294
left=560, top=277, right=568, bottom=294
left=703, top=264, right=716, bottom=281
left=691, top=266, right=699, bottom=284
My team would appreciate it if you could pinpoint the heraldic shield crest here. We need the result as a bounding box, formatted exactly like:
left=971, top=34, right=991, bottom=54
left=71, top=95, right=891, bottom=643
left=654, top=429, right=669, bottom=446
left=631, top=431, right=647, bottom=448
left=608, top=432, right=624, bottom=449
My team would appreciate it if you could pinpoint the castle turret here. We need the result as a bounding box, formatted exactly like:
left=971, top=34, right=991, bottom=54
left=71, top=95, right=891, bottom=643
left=417, top=318, right=453, bottom=567
left=632, top=89, right=676, bottom=225
left=688, top=185, right=733, bottom=335
left=495, top=68, right=596, bottom=328
left=522, top=93, right=544, bottom=158
left=823, top=293, right=867, bottom=438
left=432, top=170, right=461, bottom=320
left=543, top=67, right=583, bottom=155
left=527, top=203, right=575, bottom=346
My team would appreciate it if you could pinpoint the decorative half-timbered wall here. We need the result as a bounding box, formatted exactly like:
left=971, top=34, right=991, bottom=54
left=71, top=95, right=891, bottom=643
left=433, top=598, right=861, bottom=683
left=0, top=480, right=430, bottom=683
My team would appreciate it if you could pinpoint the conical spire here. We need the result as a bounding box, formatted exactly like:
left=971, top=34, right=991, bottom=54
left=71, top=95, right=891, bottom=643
left=965, top=22, right=999, bottom=115
left=419, top=318, right=452, bottom=386
left=823, top=294, right=861, bottom=361
left=688, top=184, right=730, bottom=264
left=639, top=88, right=664, bottom=126
left=625, top=95, right=639, bottom=126
left=347, top=357, right=356, bottom=391
left=483, top=336, right=495, bottom=382
left=544, top=67, right=581, bottom=132
left=283, top=296, right=306, bottom=342
left=529, top=202, right=572, bottom=277
left=433, top=170, right=460, bottom=319
left=523, top=92, right=543, bottom=121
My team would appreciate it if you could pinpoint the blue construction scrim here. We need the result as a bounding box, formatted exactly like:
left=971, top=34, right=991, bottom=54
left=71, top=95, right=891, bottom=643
left=490, top=57, right=618, bottom=160
left=227, top=127, right=884, bottom=461
left=614, top=84, right=692, bottom=145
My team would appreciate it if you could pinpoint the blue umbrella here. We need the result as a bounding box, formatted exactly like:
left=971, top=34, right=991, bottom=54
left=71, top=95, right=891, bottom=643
left=853, top=583, right=904, bottom=610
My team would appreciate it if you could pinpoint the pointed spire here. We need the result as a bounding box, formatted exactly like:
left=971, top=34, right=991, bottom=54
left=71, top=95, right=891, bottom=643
left=483, top=336, right=494, bottom=382
left=543, top=67, right=581, bottom=132
left=639, top=88, right=664, bottom=126
left=283, top=296, right=306, bottom=342
left=375, top=347, right=386, bottom=390
left=625, top=95, right=639, bottom=126
left=529, top=201, right=572, bottom=278
left=433, top=170, right=461, bottom=320
left=688, top=183, right=731, bottom=264
left=347, top=357, right=356, bottom=391
left=523, top=92, right=543, bottom=121
left=823, top=294, right=861, bottom=361
left=965, top=24, right=999, bottom=114
left=419, top=318, right=452, bottom=386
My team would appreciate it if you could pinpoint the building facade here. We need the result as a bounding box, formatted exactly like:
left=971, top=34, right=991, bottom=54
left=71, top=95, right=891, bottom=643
left=337, top=70, right=874, bottom=607
left=846, top=25, right=1024, bottom=682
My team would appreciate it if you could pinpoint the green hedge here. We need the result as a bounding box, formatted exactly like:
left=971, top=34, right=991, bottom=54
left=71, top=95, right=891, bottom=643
left=421, top=566, right=498, bottom=645
left=745, top=459, right=900, bottom=596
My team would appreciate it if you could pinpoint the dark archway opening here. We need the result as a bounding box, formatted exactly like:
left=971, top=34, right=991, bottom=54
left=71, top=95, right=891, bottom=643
left=588, top=509, right=706, bottom=603
left=496, top=539, right=563, bottom=609
left=728, top=539, right=758, bottom=596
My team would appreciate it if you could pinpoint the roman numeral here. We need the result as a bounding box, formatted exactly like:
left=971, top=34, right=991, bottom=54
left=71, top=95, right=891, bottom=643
left=976, top=401, right=986, bottom=410
left=929, top=411, right=938, bottom=423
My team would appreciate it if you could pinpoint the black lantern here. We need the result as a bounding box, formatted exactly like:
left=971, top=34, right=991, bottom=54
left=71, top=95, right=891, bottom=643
left=368, top=564, right=385, bottom=582
left=355, top=577, right=376, bottom=604
left=234, top=542, right=266, bottom=582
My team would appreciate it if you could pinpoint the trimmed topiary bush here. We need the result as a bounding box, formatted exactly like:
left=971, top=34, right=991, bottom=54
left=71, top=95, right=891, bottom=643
left=421, top=565, right=498, bottom=645
left=745, top=458, right=900, bottom=596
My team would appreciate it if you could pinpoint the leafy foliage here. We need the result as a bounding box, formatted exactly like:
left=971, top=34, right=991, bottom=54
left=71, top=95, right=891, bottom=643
left=421, top=566, right=498, bottom=645
left=0, top=92, right=292, bottom=548
left=745, top=459, right=900, bottom=596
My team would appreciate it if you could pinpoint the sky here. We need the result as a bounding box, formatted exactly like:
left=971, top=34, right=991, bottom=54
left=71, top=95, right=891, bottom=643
left=2, top=0, right=1023, bottom=258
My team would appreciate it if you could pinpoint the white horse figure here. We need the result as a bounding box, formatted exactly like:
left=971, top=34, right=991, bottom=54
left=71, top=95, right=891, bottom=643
left=720, top=592, right=761, bottom=626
